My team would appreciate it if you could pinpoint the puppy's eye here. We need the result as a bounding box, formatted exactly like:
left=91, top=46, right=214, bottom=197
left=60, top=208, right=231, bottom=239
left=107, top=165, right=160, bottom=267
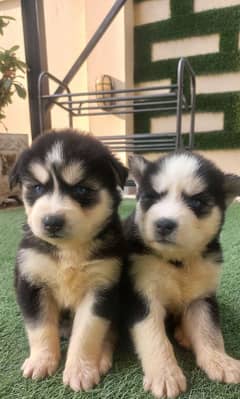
left=141, top=191, right=166, bottom=201
left=189, top=197, right=203, bottom=209
left=187, top=193, right=209, bottom=210
left=33, top=184, right=45, bottom=195
left=73, top=184, right=91, bottom=196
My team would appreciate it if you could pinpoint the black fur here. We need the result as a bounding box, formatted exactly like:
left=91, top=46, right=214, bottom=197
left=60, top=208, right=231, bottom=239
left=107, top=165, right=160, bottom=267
left=202, top=237, right=223, bottom=264
left=140, top=190, right=167, bottom=213
left=123, top=212, right=150, bottom=255
left=204, top=295, right=220, bottom=327
left=121, top=280, right=150, bottom=328
left=182, top=190, right=215, bottom=218
left=15, top=266, right=42, bottom=321
left=93, top=284, right=119, bottom=322
left=20, top=224, right=58, bottom=256
left=10, top=130, right=128, bottom=201
left=92, top=214, right=126, bottom=260
left=168, top=259, right=184, bottom=268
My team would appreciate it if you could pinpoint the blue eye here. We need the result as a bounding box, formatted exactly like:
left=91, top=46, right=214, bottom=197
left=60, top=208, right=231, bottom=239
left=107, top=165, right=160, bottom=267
left=74, top=185, right=89, bottom=195
left=33, top=184, right=45, bottom=195
left=190, top=198, right=203, bottom=209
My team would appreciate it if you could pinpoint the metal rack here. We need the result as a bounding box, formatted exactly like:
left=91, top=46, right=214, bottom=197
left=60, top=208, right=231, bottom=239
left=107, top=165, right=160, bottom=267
left=38, top=58, right=195, bottom=153
left=37, top=0, right=196, bottom=154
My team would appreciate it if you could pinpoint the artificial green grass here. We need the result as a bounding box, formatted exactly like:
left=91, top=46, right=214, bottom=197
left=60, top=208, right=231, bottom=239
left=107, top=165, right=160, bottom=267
left=1, top=203, right=240, bottom=399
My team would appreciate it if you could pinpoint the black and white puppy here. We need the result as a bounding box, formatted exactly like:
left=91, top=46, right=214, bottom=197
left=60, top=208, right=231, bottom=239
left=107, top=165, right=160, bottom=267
left=123, top=151, right=240, bottom=398
left=10, top=129, right=127, bottom=391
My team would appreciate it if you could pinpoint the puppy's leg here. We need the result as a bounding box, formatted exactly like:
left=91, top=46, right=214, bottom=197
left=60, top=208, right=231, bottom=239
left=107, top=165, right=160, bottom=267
left=132, top=304, right=186, bottom=399
left=63, top=293, right=111, bottom=391
left=18, top=280, right=60, bottom=380
left=174, top=325, right=191, bottom=350
left=181, top=296, right=240, bottom=383
left=99, top=327, right=116, bottom=376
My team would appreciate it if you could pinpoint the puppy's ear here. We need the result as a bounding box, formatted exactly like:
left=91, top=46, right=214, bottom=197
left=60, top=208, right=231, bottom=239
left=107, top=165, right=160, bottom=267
left=9, top=149, right=29, bottom=190
left=224, top=174, right=240, bottom=205
left=109, top=156, right=128, bottom=189
left=128, top=155, right=149, bottom=186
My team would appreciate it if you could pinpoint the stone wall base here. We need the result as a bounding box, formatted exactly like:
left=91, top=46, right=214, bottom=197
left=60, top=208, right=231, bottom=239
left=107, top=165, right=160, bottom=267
left=0, top=134, right=28, bottom=205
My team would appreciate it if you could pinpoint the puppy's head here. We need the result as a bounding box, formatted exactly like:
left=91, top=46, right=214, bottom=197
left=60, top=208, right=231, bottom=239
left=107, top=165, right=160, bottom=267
left=130, top=152, right=240, bottom=258
left=10, top=129, right=128, bottom=245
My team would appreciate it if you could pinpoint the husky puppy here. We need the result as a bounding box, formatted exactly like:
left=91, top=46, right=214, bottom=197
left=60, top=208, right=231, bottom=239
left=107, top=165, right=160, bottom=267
left=10, top=129, right=127, bottom=391
left=123, top=152, right=240, bottom=398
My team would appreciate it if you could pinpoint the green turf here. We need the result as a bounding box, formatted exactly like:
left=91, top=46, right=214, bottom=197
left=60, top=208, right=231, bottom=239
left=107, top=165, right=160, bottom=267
left=1, top=203, right=240, bottom=399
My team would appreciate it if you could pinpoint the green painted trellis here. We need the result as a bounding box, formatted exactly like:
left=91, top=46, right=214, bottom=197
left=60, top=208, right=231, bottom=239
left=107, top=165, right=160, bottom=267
left=134, top=0, right=240, bottom=149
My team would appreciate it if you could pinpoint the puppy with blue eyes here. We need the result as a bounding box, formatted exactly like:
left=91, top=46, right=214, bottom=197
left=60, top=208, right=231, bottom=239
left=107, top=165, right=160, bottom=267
left=10, top=129, right=127, bottom=391
left=123, top=152, right=240, bottom=398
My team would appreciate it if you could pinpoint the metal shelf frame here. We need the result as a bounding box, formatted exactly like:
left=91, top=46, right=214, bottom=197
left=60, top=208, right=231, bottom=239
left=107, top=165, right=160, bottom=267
left=38, top=58, right=196, bottom=153
left=36, top=0, right=196, bottom=154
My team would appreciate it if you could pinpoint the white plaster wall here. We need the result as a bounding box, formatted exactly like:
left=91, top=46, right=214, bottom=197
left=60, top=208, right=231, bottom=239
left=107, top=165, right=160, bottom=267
left=44, top=0, right=89, bottom=132
left=143, top=150, right=240, bottom=175
left=194, top=0, right=240, bottom=12
left=135, top=0, right=170, bottom=26
left=197, top=149, right=240, bottom=174
left=135, top=79, right=172, bottom=95
left=151, top=112, right=224, bottom=134
left=152, top=34, right=220, bottom=61
left=0, top=0, right=30, bottom=135
left=85, top=0, right=134, bottom=139
left=197, top=72, right=240, bottom=94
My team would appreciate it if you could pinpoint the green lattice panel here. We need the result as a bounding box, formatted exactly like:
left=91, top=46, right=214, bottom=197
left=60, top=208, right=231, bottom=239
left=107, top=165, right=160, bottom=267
left=134, top=0, right=240, bottom=149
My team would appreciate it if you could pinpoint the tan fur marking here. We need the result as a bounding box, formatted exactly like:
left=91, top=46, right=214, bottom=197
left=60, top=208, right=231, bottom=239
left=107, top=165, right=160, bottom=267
left=61, top=162, right=85, bottom=185
left=63, top=293, right=110, bottom=391
left=181, top=299, right=240, bottom=384
left=18, top=249, right=120, bottom=310
left=131, top=253, right=219, bottom=313
left=131, top=305, right=186, bottom=398
left=29, top=162, right=50, bottom=185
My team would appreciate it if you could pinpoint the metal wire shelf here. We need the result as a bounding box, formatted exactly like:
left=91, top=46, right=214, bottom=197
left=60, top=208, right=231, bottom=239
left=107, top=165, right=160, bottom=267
left=38, top=57, right=196, bottom=153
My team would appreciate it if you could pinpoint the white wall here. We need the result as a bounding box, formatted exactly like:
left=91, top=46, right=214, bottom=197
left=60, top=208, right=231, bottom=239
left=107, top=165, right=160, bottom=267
left=0, top=0, right=30, bottom=135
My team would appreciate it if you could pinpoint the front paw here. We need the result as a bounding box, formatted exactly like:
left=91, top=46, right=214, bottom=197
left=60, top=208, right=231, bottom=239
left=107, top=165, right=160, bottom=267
left=198, top=351, right=240, bottom=384
left=143, top=363, right=187, bottom=398
left=63, top=360, right=100, bottom=391
left=21, top=352, right=59, bottom=380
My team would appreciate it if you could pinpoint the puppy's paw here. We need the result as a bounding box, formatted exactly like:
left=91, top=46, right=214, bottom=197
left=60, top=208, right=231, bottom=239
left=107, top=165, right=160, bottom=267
left=63, top=360, right=100, bottom=391
left=21, top=352, right=59, bottom=380
left=143, top=363, right=187, bottom=398
left=199, top=352, right=240, bottom=384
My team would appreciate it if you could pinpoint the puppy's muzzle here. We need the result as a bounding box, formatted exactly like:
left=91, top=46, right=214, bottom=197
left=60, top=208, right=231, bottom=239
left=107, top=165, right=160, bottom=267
left=42, top=214, right=65, bottom=237
left=155, top=218, right=177, bottom=242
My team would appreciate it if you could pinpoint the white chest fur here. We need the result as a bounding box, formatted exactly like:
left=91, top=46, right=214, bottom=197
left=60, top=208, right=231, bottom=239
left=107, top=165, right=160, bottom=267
left=130, top=253, right=220, bottom=312
left=18, top=248, right=120, bottom=310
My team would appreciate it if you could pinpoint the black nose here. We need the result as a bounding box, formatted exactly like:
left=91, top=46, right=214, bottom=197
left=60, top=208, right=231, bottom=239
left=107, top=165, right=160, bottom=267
left=43, top=214, right=65, bottom=234
left=155, top=218, right=177, bottom=236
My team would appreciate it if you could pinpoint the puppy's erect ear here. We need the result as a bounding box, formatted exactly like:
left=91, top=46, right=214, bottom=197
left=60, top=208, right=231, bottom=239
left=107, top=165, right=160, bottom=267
left=224, top=174, right=240, bottom=205
left=9, top=149, right=29, bottom=190
left=109, top=155, right=128, bottom=189
left=128, top=155, right=149, bottom=185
